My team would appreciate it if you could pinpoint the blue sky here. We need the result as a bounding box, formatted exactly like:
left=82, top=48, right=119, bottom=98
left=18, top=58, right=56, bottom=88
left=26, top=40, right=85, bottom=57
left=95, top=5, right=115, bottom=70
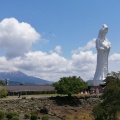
left=0, top=0, right=120, bottom=81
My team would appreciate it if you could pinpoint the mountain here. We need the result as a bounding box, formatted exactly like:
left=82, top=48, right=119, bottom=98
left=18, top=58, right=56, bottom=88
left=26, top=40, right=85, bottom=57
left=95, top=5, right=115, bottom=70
left=0, top=71, right=52, bottom=85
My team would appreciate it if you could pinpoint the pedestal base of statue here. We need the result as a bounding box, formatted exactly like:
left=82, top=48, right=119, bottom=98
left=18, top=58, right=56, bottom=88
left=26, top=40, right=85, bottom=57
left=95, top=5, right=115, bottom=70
left=93, top=80, right=105, bottom=86
left=87, top=80, right=104, bottom=86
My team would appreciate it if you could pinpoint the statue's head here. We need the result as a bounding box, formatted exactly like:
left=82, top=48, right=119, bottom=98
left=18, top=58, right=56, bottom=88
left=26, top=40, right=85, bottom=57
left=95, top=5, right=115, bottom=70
left=98, top=24, right=108, bottom=39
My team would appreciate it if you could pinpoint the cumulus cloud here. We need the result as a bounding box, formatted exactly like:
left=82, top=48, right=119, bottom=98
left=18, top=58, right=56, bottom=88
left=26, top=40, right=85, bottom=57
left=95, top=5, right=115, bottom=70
left=108, top=53, right=120, bottom=72
left=0, top=44, right=97, bottom=82
left=71, top=50, right=97, bottom=80
left=1, top=51, right=70, bottom=81
left=0, top=19, right=119, bottom=82
left=72, top=39, right=96, bottom=54
left=0, top=56, right=17, bottom=72
left=109, top=53, right=120, bottom=62
left=0, top=38, right=98, bottom=81
left=10, top=49, right=96, bottom=81
left=0, top=18, right=40, bottom=59
left=81, top=38, right=96, bottom=51
left=0, top=18, right=98, bottom=81
left=1, top=40, right=118, bottom=82
left=55, top=45, right=62, bottom=54
left=15, top=51, right=67, bottom=71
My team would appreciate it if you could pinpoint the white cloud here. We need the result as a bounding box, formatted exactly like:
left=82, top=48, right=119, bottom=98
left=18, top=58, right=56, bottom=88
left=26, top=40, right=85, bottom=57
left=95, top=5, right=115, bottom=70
left=0, top=18, right=119, bottom=82
left=71, top=50, right=97, bottom=80
left=72, top=39, right=96, bottom=54
left=72, top=51, right=96, bottom=65
left=109, top=53, right=120, bottom=62
left=0, top=42, right=118, bottom=82
left=5, top=51, right=70, bottom=81
left=22, top=50, right=97, bottom=81
left=0, top=56, right=17, bottom=72
left=55, top=45, right=62, bottom=54
left=0, top=18, right=40, bottom=59
left=0, top=49, right=97, bottom=82
left=0, top=38, right=98, bottom=81
left=108, top=53, right=120, bottom=72
left=81, top=38, right=96, bottom=51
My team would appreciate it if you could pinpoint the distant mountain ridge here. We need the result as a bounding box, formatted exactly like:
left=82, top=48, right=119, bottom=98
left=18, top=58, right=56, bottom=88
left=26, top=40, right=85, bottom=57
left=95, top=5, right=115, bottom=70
left=0, top=71, right=52, bottom=85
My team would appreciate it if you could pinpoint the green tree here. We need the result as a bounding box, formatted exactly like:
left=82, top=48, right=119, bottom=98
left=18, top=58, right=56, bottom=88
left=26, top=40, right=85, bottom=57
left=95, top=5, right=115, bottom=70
left=93, top=72, right=120, bottom=120
left=53, top=76, right=87, bottom=96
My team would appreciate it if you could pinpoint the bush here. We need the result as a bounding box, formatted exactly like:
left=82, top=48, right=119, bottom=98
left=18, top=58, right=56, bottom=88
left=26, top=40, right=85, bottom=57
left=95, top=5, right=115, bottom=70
left=0, top=89, right=8, bottom=98
left=42, top=114, right=49, bottom=120
left=92, top=104, right=107, bottom=120
left=22, top=96, right=26, bottom=99
left=6, top=111, right=18, bottom=120
left=10, top=116, right=19, bottom=120
left=40, top=107, right=49, bottom=114
left=93, top=73, right=120, bottom=120
left=24, top=113, right=30, bottom=119
left=30, top=114, right=38, bottom=120
left=0, top=110, right=5, bottom=119
left=37, top=116, right=40, bottom=119
left=31, top=110, right=38, bottom=116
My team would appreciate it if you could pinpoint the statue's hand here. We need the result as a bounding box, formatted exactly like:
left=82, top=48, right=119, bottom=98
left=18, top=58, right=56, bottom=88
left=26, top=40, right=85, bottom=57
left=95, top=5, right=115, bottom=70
left=105, top=45, right=110, bottom=50
left=99, top=47, right=104, bottom=50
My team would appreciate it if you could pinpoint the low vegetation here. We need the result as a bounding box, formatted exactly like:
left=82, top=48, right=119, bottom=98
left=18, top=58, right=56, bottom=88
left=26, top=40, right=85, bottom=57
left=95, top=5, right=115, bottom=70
left=93, top=72, right=120, bottom=120
left=0, top=94, right=101, bottom=120
left=0, top=88, right=8, bottom=98
left=0, top=80, right=8, bottom=98
left=0, top=73, right=119, bottom=120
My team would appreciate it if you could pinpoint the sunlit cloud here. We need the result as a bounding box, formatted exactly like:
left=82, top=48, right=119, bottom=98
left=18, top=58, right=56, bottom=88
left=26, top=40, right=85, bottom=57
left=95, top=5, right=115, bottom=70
left=55, top=45, right=62, bottom=54
left=0, top=18, right=40, bottom=59
left=0, top=18, right=119, bottom=82
left=72, top=39, right=96, bottom=54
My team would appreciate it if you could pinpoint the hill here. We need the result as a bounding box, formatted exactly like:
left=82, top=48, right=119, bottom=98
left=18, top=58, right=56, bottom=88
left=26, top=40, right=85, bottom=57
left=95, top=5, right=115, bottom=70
left=0, top=71, right=52, bottom=85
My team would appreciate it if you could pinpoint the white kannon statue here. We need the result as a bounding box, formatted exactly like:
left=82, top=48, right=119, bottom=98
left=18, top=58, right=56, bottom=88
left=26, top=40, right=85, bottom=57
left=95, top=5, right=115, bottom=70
left=93, top=24, right=111, bottom=86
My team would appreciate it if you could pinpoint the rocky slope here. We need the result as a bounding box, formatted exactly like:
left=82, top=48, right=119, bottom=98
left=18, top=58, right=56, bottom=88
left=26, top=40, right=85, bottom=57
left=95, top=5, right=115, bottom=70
left=0, top=96, right=101, bottom=120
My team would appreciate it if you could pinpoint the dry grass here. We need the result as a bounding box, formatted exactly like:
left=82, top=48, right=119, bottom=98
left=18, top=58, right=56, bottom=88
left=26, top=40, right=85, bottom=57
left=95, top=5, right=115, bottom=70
left=117, top=112, right=120, bottom=120
left=65, top=109, right=93, bottom=120
left=77, top=110, right=93, bottom=120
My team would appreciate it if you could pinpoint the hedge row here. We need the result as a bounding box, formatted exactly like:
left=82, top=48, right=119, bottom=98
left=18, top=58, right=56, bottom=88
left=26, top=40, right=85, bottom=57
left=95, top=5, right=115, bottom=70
left=8, top=90, right=56, bottom=96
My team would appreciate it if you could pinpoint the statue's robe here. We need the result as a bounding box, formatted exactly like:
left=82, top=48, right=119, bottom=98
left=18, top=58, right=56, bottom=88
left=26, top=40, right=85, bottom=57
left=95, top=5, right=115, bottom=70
left=93, top=24, right=111, bottom=86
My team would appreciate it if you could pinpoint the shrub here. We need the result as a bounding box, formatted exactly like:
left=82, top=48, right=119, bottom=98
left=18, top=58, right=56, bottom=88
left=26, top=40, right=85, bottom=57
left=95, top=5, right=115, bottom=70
left=0, top=89, right=8, bottom=98
left=37, top=116, right=40, bottom=119
left=22, top=96, right=26, bottom=99
left=40, top=107, right=49, bottom=114
left=42, top=114, right=49, bottom=120
left=24, top=113, right=30, bottom=119
left=6, top=111, right=18, bottom=120
left=31, top=110, right=38, bottom=116
left=10, top=116, right=19, bottom=120
left=30, top=114, right=38, bottom=120
left=0, top=110, right=5, bottom=119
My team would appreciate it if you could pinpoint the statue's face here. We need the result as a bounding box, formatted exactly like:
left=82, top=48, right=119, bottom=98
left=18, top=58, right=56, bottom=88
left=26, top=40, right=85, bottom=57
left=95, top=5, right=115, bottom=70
left=102, top=25, right=108, bottom=34
left=99, top=24, right=108, bottom=39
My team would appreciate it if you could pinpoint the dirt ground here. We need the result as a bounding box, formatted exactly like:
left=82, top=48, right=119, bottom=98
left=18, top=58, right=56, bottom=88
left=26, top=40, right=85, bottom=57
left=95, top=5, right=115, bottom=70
left=0, top=95, right=101, bottom=120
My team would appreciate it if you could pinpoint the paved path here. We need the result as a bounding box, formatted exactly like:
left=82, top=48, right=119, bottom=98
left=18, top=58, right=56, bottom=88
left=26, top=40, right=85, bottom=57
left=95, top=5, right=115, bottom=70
left=0, top=94, right=55, bottom=100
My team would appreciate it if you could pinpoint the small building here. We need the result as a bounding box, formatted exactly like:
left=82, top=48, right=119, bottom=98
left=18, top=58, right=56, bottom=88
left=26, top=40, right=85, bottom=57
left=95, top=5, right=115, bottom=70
left=86, top=80, right=105, bottom=93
